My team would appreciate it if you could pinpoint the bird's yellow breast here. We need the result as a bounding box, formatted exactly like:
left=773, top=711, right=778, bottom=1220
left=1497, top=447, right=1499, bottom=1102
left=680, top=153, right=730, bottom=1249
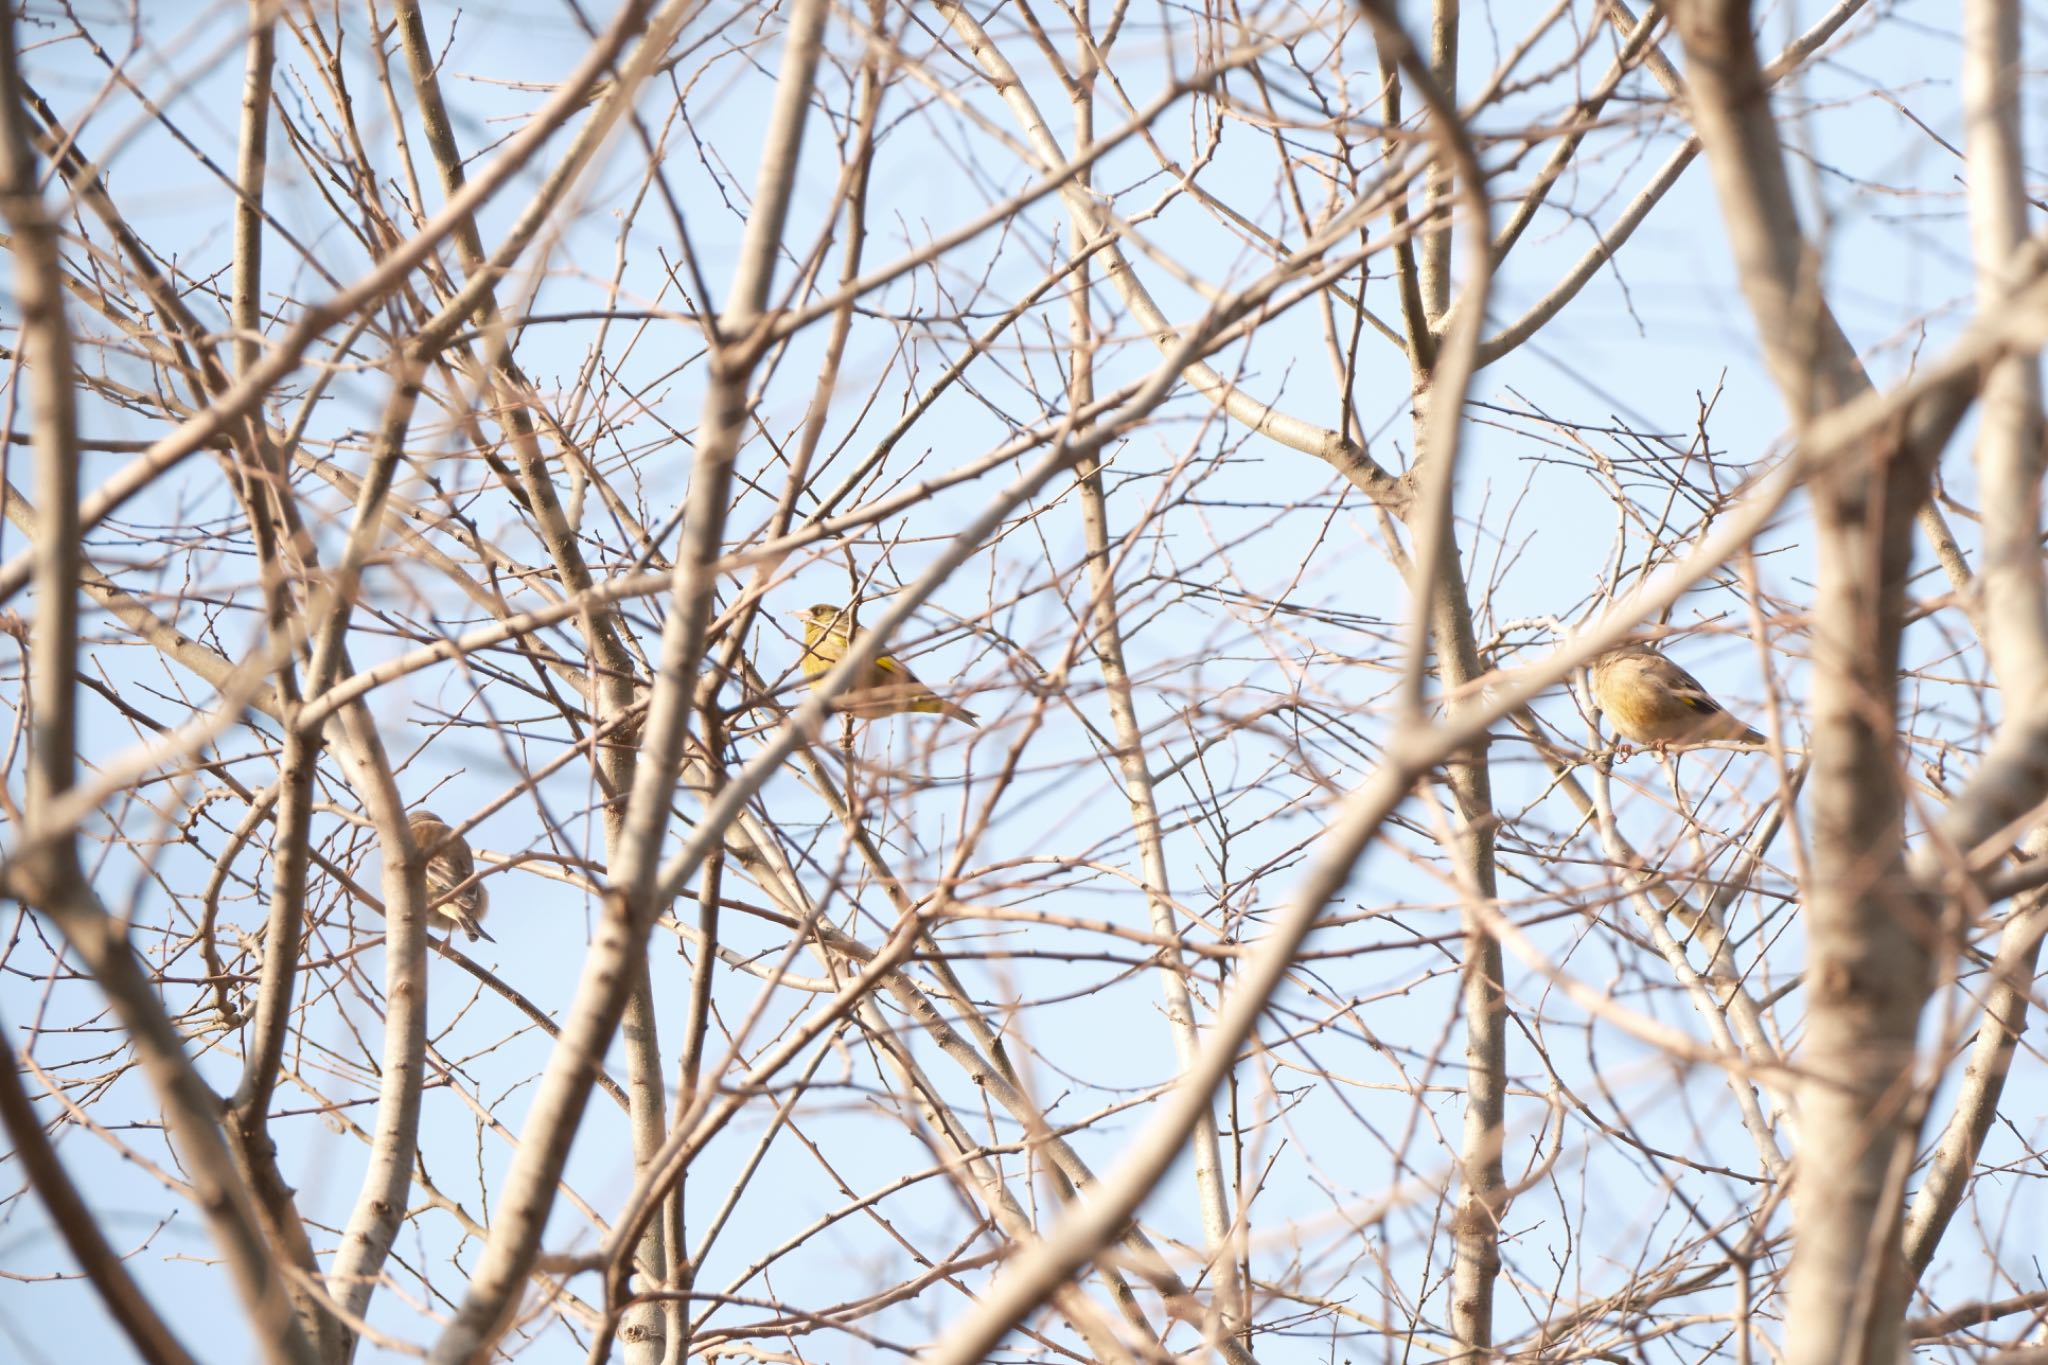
left=799, top=619, right=849, bottom=679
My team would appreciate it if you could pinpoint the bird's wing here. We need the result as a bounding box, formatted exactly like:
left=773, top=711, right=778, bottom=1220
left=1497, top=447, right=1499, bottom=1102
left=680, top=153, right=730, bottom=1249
left=1660, top=662, right=1727, bottom=714
left=871, top=653, right=922, bottom=684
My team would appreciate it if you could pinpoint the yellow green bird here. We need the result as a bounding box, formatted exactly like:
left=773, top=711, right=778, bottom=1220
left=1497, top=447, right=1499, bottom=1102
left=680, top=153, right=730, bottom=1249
left=1590, top=643, right=1765, bottom=748
left=406, top=809, right=495, bottom=942
left=794, top=603, right=979, bottom=728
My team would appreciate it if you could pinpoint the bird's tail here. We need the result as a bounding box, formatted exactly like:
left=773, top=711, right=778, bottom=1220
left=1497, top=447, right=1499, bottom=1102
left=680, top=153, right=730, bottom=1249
left=1720, top=719, right=1766, bottom=746
left=454, top=910, right=496, bottom=943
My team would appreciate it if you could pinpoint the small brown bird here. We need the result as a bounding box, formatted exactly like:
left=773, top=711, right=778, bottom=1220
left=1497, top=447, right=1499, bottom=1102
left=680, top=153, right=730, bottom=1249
left=407, top=809, right=494, bottom=942
left=1589, top=643, right=1765, bottom=749
left=794, top=603, right=979, bottom=727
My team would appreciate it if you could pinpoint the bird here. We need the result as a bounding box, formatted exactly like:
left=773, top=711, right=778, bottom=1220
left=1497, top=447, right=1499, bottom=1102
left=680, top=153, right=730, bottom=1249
left=794, top=603, right=979, bottom=727
left=1589, top=643, right=1765, bottom=749
left=406, top=809, right=494, bottom=942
